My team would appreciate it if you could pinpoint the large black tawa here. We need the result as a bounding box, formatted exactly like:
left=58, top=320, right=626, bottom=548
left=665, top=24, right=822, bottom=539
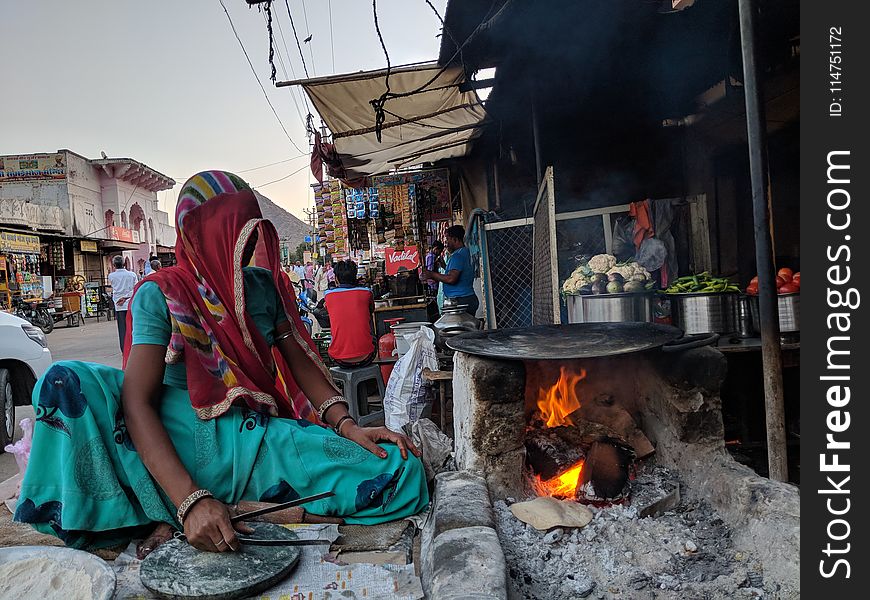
left=446, top=322, right=683, bottom=360
left=140, top=522, right=302, bottom=600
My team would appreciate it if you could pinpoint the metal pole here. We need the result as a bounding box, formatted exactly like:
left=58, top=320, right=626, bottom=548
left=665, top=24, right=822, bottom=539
left=737, top=0, right=788, bottom=481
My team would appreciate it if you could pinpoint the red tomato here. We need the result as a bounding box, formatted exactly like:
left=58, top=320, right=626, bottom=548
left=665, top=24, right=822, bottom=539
left=775, top=276, right=787, bottom=288
left=750, top=276, right=759, bottom=285
left=792, top=272, right=800, bottom=285
left=778, top=283, right=799, bottom=294
left=777, top=267, right=794, bottom=280
left=746, top=284, right=758, bottom=295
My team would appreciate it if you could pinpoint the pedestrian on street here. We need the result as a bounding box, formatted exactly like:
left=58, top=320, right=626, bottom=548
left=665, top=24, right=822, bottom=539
left=14, top=170, right=427, bottom=559
left=107, top=255, right=138, bottom=350
left=424, top=240, right=445, bottom=295
left=421, top=225, right=478, bottom=316
left=148, top=259, right=162, bottom=275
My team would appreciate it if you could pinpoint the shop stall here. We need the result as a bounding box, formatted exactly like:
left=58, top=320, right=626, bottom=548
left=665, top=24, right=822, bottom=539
left=0, top=229, right=44, bottom=309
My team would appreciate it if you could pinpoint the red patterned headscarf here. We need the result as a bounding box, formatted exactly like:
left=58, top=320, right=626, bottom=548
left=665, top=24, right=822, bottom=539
left=123, top=170, right=332, bottom=421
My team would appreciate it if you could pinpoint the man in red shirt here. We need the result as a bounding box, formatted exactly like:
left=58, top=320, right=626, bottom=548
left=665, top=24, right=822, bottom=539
left=324, top=260, right=376, bottom=367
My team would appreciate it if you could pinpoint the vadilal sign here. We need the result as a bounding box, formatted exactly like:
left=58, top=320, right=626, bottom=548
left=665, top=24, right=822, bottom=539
left=0, top=153, right=67, bottom=182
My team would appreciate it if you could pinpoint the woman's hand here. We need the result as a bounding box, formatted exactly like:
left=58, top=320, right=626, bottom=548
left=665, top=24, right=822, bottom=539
left=183, top=498, right=252, bottom=552
left=342, top=424, right=422, bottom=461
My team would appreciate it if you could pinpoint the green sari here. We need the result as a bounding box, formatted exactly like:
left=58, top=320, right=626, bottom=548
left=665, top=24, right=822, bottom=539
left=15, top=269, right=428, bottom=549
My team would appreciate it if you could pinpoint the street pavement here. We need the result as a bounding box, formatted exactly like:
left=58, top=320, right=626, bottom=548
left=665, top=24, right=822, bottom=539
left=1, top=318, right=123, bottom=480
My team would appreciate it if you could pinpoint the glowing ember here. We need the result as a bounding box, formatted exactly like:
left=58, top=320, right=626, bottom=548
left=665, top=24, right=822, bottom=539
left=534, top=460, right=584, bottom=499
left=535, top=367, right=586, bottom=428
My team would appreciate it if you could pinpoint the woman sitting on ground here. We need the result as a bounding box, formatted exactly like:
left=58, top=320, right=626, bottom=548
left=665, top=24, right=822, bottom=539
left=15, top=171, right=428, bottom=556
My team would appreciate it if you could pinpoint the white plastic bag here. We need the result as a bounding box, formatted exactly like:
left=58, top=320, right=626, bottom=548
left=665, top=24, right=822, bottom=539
left=384, top=327, right=438, bottom=432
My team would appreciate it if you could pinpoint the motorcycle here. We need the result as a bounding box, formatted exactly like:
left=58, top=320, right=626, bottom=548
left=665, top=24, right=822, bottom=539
left=12, top=296, right=54, bottom=334
left=293, top=279, right=317, bottom=335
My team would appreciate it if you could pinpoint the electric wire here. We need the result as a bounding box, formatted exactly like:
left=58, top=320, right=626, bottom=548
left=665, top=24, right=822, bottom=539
left=237, top=154, right=309, bottom=173
left=253, top=162, right=311, bottom=188
left=299, top=0, right=318, bottom=75
left=266, top=9, right=311, bottom=124
left=217, top=0, right=306, bottom=155
left=370, top=0, right=505, bottom=141
left=284, top=0, right=311, bottom=78
left=327, top=0, right=336, bottom=73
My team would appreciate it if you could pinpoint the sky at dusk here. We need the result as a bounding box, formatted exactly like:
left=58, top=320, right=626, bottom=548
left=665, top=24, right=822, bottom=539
left=1, top=0, right=446, bottom=219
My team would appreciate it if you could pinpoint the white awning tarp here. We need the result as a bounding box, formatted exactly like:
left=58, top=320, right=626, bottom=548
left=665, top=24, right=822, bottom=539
left=283, top=62, right=488, bottom=179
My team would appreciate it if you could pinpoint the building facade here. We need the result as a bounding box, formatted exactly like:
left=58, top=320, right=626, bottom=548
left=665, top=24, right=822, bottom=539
left=0, top=150, right=175, bottom=308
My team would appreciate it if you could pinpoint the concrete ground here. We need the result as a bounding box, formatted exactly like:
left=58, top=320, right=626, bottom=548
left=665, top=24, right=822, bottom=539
left=1, top=318, right=122, bottom=480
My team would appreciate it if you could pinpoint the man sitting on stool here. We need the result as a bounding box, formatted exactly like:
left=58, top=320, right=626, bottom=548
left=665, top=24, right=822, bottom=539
left=324, top=260, right=376, bottom=368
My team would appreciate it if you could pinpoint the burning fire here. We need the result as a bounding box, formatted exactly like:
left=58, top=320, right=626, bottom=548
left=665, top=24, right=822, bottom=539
left=534, top=460, right=585, bottom=499
left=535, top=367, right=586, bottom=428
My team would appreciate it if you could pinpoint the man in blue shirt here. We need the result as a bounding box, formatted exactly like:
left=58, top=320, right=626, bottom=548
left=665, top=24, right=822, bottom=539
left=421, top=225, right=478, bottom=316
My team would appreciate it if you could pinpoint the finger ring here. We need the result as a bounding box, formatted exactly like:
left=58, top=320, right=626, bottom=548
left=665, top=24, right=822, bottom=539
left=216, top=539, right=227, bottom=547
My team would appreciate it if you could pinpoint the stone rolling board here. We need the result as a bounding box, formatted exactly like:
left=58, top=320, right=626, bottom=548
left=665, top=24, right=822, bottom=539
left=421, top=471, right=508, bottom=600
left=139, top=522, right=301, bottom=600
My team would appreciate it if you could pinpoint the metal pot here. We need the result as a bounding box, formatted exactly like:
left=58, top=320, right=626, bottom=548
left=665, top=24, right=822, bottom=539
left=749, top=293, right=799, bottom=333
left=433, top=306, right=479, bottom=350
left=667, top=292, right=738, bottom=335
left=566, top=293, right=653, bottom=324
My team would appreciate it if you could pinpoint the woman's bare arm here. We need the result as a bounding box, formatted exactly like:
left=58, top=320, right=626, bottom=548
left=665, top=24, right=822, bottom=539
left=275, top=323, right=420, bottom=460
left=123, top=344, right=245, bottom=552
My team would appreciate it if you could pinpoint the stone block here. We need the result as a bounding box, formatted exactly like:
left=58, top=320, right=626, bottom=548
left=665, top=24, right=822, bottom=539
left=453, top=353, right=527, bottom=471
left=429, top=526, right=508, bottom=600
left=432, top=471, right=495, bottom=537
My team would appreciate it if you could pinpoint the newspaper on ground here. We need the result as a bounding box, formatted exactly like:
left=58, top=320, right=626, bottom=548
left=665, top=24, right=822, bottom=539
left=111, top=524, right=424, bottom=600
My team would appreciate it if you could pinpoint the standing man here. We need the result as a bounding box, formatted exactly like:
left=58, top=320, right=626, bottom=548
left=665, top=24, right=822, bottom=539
left=293, top=261, right=306, bottom=281
left=421, top=225, right=478, bottom=316
left=424, top=240, right=445, bottom=296
left=107, top=255, right=138, bottom=350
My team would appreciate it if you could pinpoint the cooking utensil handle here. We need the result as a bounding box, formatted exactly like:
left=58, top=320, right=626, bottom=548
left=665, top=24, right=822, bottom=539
left=661, top=333, right=720, bottom=353
left=230, top=491, right=335, bottom=523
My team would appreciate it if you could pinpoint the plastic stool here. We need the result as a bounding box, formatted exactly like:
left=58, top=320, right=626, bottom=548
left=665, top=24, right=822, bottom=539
left=329, top=364, right=385, bottom=427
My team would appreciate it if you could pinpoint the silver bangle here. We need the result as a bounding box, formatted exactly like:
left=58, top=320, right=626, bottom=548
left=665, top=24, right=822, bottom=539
left=176, top=489, right=214, bottom=524
left=317, top=395, right=348, bottom=422
left=274, top=330, right=294, bottom=343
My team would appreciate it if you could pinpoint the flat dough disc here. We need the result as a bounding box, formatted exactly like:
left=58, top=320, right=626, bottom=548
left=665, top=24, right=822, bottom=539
left=510, top=497, right=593, bottom=530
left=140, top=522, right=301, bottom=600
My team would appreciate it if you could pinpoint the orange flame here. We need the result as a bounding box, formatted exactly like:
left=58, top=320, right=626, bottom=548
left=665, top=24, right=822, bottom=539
left=536, top=367, right=586, bottom=428
left=533, top=460, right=585, bottom=499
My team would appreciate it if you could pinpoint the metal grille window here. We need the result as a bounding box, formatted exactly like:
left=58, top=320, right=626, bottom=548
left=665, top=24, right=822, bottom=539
left=483, top=222, right=533, bottom=328
left=532, top=167, right=559, bottom=325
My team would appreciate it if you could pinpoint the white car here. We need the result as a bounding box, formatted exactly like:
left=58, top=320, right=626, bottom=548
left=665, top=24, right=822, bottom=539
left=0, top=310, right=53, bottom=448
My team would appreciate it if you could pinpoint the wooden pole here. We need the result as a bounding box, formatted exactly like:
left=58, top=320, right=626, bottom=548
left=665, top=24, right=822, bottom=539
left=737, top=0, right=788, bottom=481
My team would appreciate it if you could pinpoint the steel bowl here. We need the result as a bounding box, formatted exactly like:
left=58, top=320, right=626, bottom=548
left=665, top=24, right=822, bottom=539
left=749, top=293, right=800, bottom=333
left=666, top=292, right=738, bottom=335
left=566, top=292, right=653, bottom=324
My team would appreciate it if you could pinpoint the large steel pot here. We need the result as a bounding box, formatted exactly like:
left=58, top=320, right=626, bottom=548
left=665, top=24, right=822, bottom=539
left=749, top=292, right=799, bottom=333
left=433, top=305, right=479, bottom=350
left=566, top=293, right=653, bottom=324
left=667, top=292, right=738, bottom=335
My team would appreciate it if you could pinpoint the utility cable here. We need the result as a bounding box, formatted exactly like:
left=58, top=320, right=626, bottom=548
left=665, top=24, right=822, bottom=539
left=267, top=9, right=311, bottom=124
left=284, top=0, right=311, bottom=79
left=253, top=162, right=311, bottom=188
left=300, top=0, right=318, bottom=76
left=327, top=0, right=336, bottom=73
left=218, top=0, right=306, bottom=155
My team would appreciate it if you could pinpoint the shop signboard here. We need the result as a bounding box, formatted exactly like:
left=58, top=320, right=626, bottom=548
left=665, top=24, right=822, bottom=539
left=0, top=153, right=67, bottom=182
left=384, top=245, right=420, bottom=275
left=0, top=229, right=40, bottom=254
left=108, top=226, right=135, bottom=243
left=80, top=240, right=99, bottom=253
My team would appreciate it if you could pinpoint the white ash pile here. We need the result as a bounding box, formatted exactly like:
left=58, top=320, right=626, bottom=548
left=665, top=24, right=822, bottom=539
left=494, top=464, right=786, bottom=600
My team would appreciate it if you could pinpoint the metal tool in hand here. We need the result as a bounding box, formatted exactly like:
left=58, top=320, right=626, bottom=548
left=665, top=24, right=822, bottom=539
left=174, top=491, right=336, bottom=547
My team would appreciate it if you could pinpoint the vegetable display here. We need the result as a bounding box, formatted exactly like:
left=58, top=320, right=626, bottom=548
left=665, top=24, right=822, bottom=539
left=663, top=272, right=741, bottom=294
left=562, top=254, right=654, bottom=295
left=745, top=267, right=800, bottom=295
